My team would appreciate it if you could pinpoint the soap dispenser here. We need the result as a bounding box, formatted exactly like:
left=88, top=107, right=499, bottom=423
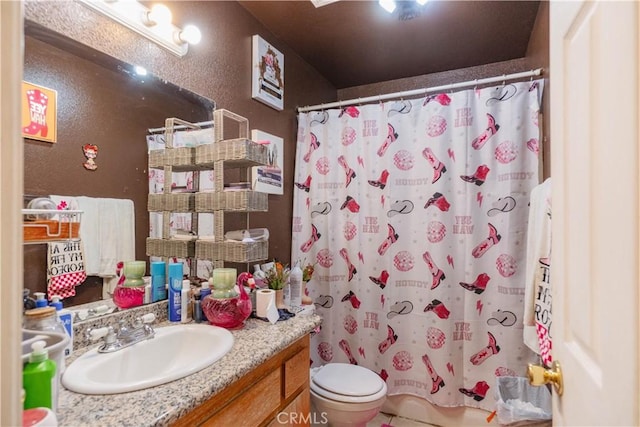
left=23, top=340, right=57, bottom=410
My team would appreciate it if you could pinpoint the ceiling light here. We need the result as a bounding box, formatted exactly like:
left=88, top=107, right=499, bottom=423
left=144, top=4, right=172, bottom=26
left=175, top=25, right=202, bottom=45
left=416, top=0, right=429, bottom=5
left=379, top=0, right=396, bottom=13
left=78, top=0, right=200, bottom=57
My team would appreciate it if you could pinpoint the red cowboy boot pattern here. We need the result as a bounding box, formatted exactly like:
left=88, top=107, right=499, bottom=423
left=422, top=354, right=446, bottom=394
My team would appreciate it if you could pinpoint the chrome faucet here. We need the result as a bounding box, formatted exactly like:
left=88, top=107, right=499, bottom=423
left=88, top=313, right=156, bottom=353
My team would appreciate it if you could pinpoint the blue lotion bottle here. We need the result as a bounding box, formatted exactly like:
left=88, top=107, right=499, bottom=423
left=168, top=262, right=183, bottom=322
left=151, top=261, right=167, bottom=302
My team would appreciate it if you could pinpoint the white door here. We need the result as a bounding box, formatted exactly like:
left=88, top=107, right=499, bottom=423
left=550, top=1, right=639, bottom=426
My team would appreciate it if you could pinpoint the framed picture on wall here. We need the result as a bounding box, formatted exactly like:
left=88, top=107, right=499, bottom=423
left=21, top=81, right=58, bottom=143
left=251, top=129, right=283, bottom=195
left=251, top=35, right=284, bottom=111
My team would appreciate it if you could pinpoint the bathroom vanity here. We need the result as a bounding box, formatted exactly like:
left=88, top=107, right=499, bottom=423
left=174, top=333, right=310, bottom=426
left=57, top=307, right=321, bottom=426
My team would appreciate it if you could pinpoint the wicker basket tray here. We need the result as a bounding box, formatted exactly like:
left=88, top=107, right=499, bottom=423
left=23, top=220, right=80, bottom=242
left=195, top=191, right=267, bottom=212
left=146, top=238, right=196, bottom=258
left=148, top=193, right=196, bottom=212
left=148, top=147, right=196, bottom=170
left=195, top=139, right=267, bottom=167
left=195, top=240, right=268, bottom=263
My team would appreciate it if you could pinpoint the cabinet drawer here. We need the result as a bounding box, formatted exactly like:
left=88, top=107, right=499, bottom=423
left=203, top=367, right=282, bottom=427
left=284, top=345, right=310, bottom=399
left=267, top=390, right=311, bottom=427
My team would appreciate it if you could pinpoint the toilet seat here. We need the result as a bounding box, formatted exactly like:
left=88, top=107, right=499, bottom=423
left=311, top=363, right=387, bottom=403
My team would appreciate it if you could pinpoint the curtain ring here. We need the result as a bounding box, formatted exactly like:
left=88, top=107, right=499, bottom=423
left=530, top=69, right=534, bottom=82
left=502, top=74, right=506, bottom=86
left=474, top=79, right=478, bottom=90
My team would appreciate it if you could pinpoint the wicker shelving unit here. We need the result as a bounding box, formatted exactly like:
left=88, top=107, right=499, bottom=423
left=146, top=110, right=269, bottom=272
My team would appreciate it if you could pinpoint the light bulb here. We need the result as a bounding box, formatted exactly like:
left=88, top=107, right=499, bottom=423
left=177, top=25, right=202, bottom=45
left=379, top=0, right=396, bottom=13
left=416, top=0, right=428, bottom=5
left=146, top=4, right=172, bottom=26
left=134, top=65, right=147, bottom=76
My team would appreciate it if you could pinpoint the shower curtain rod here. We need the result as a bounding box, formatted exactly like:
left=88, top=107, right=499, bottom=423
left=297, top=68, right=543, bottom=113
left=147, top=119, right=214, bottom=135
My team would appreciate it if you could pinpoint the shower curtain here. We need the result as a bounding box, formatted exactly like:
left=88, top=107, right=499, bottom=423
left=292, top=80, right=543, bottom=411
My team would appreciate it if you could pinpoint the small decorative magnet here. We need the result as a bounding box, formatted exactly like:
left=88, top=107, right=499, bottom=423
left=82, top=144, right=98, bottom=170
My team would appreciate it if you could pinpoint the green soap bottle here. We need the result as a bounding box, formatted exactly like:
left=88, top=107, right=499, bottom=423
left=23, top=340, right=56, bottom=410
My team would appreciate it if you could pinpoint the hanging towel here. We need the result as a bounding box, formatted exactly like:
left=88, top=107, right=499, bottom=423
left=523, top=178, right=552, bottom=364
left=47, top=240, right=87, bottom=299
left=53, top=196, right=135, bottom=299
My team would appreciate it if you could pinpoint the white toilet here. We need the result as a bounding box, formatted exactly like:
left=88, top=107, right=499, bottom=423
left=310, top=363, right=387, bottom=427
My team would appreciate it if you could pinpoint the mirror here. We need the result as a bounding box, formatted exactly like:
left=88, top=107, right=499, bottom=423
left=23, top=22, right=215, bottom=309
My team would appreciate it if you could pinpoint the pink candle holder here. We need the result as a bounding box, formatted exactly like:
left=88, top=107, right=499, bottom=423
left=113, top=284, right=145, bottom=309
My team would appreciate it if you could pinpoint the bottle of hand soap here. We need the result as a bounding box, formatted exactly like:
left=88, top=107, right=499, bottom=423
left=23, top=340, right=57, bottom=410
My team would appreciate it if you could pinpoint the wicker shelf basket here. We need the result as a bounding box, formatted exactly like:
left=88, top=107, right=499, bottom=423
left=147, top=111, right=269, bottom=268
left=148, top=147, right=200, bottom=171
left=146, top=238, right=196, bottom=258
left=195, top=191, right=267, bottom=212
left=195, top=138, right=267, bottom=167
left=195, top=240, right=268, bottom=264
left=148, top=193, right=196, bottom=212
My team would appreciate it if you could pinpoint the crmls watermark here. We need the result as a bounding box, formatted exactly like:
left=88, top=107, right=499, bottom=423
left=276, top=411, right=328, bottom=425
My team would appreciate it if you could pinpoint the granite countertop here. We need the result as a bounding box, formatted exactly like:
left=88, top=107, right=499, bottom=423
left=57, top=311, right=322, bottom=426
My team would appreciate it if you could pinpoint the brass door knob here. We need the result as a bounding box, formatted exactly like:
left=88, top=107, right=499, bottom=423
left=527, top=360, right=563, bottom=396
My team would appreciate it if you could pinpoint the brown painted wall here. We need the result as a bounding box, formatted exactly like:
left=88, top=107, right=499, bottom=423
left=23, top=1, right=337, bottom=305
left=525, top=1, right=550, bottom=179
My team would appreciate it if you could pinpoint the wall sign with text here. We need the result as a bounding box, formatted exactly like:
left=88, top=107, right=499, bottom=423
left=22, top=81, right=58, bottom=143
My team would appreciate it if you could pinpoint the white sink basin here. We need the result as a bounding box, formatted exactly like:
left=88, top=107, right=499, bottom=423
left=62, top=324, right=233, bottom=394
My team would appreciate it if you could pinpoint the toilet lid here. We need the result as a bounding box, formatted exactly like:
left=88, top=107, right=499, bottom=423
left=312, top=363, right=384, bottom=397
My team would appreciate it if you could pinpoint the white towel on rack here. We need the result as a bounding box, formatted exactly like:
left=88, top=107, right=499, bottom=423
left=53, top=196, right=135, bottom=298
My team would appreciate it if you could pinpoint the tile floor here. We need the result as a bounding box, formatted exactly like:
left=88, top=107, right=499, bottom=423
left=367, top=412, right=439, bottom=427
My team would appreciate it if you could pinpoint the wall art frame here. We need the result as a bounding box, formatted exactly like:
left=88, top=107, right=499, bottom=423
left=22, top=81, right=58, bottom=143
left=251, top=35, right=284, bottom=111
left=251, top=129, right=284, bottom=195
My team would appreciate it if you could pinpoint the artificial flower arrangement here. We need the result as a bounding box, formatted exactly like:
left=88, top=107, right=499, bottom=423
left=264, top=261, right=290, bottom=290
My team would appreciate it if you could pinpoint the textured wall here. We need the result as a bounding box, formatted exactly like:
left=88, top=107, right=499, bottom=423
left=525, top=1, right=550, bottom=179
left=23, top=1, right=337, bottom=306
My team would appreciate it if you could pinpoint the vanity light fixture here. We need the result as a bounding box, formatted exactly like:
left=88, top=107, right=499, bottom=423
left=77, top=0, right=201, bottom=57
left=175, top=25, right=202, bottom=46
left=142, top=4, right=172, bottom=27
